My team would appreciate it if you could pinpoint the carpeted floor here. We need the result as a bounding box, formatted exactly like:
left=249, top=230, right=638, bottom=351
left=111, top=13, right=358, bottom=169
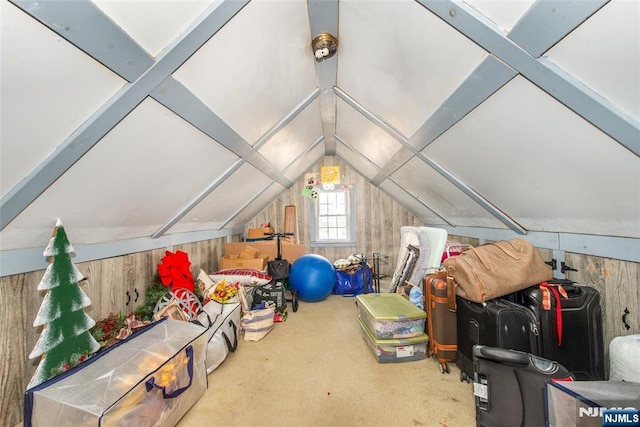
left=178, top=292, right=476, bottom=427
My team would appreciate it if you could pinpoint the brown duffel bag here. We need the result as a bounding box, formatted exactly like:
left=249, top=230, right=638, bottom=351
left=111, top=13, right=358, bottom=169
left=443, top=238, right=552, bottom=303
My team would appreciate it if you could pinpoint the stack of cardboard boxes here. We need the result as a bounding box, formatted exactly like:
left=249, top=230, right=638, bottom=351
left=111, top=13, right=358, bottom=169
left=219, top=245, right=269, bottom=270
left=219, top=240, right=306, bottom=271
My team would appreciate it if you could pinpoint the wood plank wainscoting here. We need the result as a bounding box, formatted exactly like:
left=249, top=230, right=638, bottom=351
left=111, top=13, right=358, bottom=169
left=2, top=156, right=638, bottom=426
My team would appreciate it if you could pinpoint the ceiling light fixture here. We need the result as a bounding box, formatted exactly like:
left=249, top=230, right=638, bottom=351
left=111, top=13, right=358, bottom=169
left=312, top=33, right=338, bottom=62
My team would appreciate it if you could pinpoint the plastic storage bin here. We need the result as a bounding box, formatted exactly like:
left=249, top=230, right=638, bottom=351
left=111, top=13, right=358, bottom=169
left=359, top=316, right=428, bottom=363
left=24, top=318, right=208, bottom=427
left=356, top=293, right=426, bottom=339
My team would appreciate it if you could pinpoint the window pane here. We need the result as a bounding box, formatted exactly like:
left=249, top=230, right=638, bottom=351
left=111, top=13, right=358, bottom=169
left=315, top=188, right=351, bottom=242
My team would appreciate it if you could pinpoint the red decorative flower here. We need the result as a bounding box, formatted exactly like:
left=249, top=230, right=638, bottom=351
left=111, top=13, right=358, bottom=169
left=157, top=250, right=194, bottom=293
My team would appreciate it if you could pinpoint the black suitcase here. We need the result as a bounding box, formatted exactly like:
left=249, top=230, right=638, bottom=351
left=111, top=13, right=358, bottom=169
left=517, top=280, right=605, bottom=380
left=473, top=345, right=574, bottom=427
left=456, top=295, right=538, bottom=382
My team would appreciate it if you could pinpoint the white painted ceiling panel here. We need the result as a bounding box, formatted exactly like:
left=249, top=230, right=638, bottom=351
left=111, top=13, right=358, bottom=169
left=170, top=162, right=271, bottom=232
left=283, top=143, right=325, bottom=183
left=392, top=157, right=507, bottom=228
left=0, top=2, right=124, bottom=196
left=225, top=182, right=288, bottom=229
left=92, top=0, right=214, bottom=57
left=258, top=99, right=323, bottom=171
left=1, top=98, right=239, bottom=248
left=335, top=99, right=402, bottom=168
left=545, top=0, right=640, bottom=120
left=338, top=0, right=488, bottom=137
left=1, top=0, right=638, bottom=262
left=378, top=180, right=446, bottom=225
left=463, top=0, right=535, bottom=32
left=426, top=76, right=640, bottom=237
left=173, top=0, right=317, bottom=145
left=335, top=141, right=380, bottom=181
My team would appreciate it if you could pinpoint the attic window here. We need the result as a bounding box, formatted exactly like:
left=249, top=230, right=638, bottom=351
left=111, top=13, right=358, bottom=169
left=310, top=187, right=355, bottom=247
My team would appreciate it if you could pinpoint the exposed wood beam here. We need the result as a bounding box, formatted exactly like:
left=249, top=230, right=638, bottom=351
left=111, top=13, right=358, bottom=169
left=307, top=0, right=339, bottom=155
left=334, top=88, right=527, bottom=234
left=8, top=0, right=154, bottom=82
left=408, top=55, right=517, bottom=151
left=1, top=0, right=251, bottom=231
left=507, top=0, right=610, bottom=58
left=151, top=159, right=245, bottom=239
left=151, top=77, right=252, bottom=158
left=334, top=136, right=451, bottom=227
left=416, top=0, right=639, bottom=156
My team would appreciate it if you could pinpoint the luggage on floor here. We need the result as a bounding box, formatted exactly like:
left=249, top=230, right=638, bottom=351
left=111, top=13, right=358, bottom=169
left=24, top=318, right=208, bottom=427
left=609, top=334, right=640, bottom=382
left=356, top=293, right=426, bottom=339
left=517, top=280, right=605, bottom=380
left=443, top=238, right=553, bottom=303
left=473, top=345, right=574, bottom=427
left=359, top=316, right=429, bottom=363
left=424, top=271, right=457, bottom=374
left=456, top=295, right=538, bottom=382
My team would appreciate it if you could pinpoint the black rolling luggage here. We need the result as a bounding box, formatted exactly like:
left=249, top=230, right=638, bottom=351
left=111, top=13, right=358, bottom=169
left=456, top=295, right=538, bottom=382
left=473, top=345, right=574, bottom=427
left=517, top=280, right=605, bottom=380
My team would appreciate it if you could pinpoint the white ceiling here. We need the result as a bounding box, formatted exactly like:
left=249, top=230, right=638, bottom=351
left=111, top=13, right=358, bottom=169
left=1, top=0, right=638, bottom=259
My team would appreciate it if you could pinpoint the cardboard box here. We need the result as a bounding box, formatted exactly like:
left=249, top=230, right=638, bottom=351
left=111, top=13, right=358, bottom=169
left=247, top=227, right=274, bottom=239
left=225, top=241, right=306, bottom=263
left=220, top=254, right=269, bottom=271
left=239, top=245, right=260, bottom=259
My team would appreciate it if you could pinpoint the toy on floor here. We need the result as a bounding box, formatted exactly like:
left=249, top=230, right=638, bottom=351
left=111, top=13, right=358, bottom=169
left=289, top=254, right=335, bottom=302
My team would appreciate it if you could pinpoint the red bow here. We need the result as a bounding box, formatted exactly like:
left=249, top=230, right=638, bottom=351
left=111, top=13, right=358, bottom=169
left=157, top=250, right=194, bottom=293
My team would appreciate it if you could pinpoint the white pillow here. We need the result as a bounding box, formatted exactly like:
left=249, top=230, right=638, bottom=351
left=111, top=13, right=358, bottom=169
left=210, top=268, right=272, bottom=286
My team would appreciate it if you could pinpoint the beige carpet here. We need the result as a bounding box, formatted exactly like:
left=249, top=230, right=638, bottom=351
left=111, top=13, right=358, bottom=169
left=178, top=293, right=476, bottom=427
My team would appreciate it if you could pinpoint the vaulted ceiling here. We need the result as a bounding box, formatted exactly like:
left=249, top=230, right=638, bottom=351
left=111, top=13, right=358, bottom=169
left=1, top=0, right=639, bottom=272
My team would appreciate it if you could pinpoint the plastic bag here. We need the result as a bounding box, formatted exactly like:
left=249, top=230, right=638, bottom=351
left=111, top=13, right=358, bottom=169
left=333, top=263, right=373, bottom=296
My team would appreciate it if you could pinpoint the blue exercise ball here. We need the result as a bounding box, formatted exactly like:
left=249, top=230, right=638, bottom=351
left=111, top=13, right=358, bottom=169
left=289, top=254, right=336, bottom=302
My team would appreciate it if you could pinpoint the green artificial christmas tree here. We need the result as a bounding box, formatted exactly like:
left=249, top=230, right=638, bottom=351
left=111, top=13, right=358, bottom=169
left=27, top=219, right=100, bottom=389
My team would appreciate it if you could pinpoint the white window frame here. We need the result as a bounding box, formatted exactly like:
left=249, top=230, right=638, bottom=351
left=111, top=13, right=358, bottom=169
left=310, top=187, right=356, bottom=247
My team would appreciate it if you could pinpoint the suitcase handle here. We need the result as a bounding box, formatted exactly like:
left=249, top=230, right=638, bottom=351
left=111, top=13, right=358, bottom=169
left=473, top=345, right=530, bottom=366
left=145, top=345, right=194, bottom=399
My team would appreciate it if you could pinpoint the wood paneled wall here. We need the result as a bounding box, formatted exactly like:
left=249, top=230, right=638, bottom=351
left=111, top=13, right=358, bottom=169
left=0, top=237, right=231, bottom=427
left=2, top=157, right=638, bottom=426
left=248, top=156, right=422, bottom=276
